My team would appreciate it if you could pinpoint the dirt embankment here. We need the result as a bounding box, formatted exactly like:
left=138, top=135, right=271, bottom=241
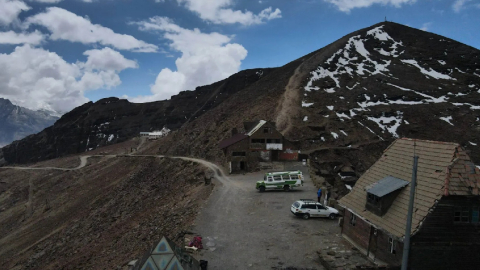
left=0, top=150, right=214, bottom=269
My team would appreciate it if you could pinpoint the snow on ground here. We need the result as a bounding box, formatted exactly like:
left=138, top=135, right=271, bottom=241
left=401, top=59, right=455, bottom=80
left=302, top=101, right=314, bottom=107
left=340, top=130, right=348, bottom=136
left=438, top=60, right=446, bottom=65
left=336, top=112, right=351, bottom=120
left=321, top=137, right=325, bottom=142
left=404, top=120, right=409, bottom=124
left=303, top=116, right=308, bottom=122
left=345, top=184, right=352, bottom=191
left=324, top=88, right=336, bottom=93
left=469, top=84, right=476, bottom=88
left=387, top=83, right=448, bottom=103
left=469, top=141, right=477, bottom=146
left=358, top=121, right=384, bottom=141
left=327, top=106, right=334, bottom=110
left=108, top=134, right=115, bottom=142
left=304, top=27, right=400, bottom=94
left=452, top=103, right=480, bottom=110
left=346, top=83, right=359, bottom=90
left=439, top=116, right=454, bottom=126
left=367, top=112, right=403, bottom=138
left=455, top=68, right=466, bottom=74
left=331, top=132, right=339, bottom=139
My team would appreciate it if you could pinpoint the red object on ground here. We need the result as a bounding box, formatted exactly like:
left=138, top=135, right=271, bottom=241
left=189, top=236, right=203, bottom=249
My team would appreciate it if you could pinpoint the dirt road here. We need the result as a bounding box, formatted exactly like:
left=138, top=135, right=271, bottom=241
left=193, top=162, right=343, bottom=270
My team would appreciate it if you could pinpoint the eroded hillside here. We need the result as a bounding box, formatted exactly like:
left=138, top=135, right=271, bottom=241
left=0, top=140, right=213, bottom=269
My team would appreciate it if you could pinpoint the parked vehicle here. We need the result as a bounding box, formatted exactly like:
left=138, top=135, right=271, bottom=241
left=256, top=171, right=304, bottom=192
left=290, top=199, right=339, bottom=220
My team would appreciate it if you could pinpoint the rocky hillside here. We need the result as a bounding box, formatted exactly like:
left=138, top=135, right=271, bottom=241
left=0, top=68, right=273, bottom=164
left=0, top=98, right=58, bottom=148
left=155, top=22, right=480, bottom=166
left=2, top=22, right=479, bottom=167
left=0, top=141, right=213, bottom=269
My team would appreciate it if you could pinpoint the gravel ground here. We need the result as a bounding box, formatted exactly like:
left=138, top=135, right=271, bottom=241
left=193, top=162, right=343, bottom=270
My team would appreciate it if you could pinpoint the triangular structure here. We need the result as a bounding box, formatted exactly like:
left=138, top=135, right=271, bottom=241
left=134, top=236, right=200, bottom=270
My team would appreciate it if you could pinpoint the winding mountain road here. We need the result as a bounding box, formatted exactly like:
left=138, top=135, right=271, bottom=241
left=1, top=154, right=231, bottom=186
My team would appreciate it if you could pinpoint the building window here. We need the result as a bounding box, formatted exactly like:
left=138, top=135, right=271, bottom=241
left=388, top=237, right=396, bottom=254
left=263, top=128, right=270, bottom=133
left=266, top=139, right=281, bottom=143
left=472, top=208, right=479, bottom=223
left=251, top=139, right=265, bottom=143
left=350, top=213, right=356, bottom=226
left=232, top=152, right=246, bottom=156
left=454, top=207, right=470, bottom=223
left=367, top=192, right=381, bottom=205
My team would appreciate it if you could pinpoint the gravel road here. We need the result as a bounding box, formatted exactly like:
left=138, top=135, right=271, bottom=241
left=193, top=162, right=343, bottom=270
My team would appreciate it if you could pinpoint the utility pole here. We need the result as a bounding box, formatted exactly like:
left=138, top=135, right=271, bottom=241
left=401, top=155, right=419, bottom=270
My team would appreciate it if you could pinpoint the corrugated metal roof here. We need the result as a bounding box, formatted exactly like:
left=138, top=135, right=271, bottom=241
left=218, top=133, right=248, bottom=149
left=366, top=176, right=409, bottom=197
left=246, top=120, right=267, bottom=136
left=339, top=138, right=480, bottom=240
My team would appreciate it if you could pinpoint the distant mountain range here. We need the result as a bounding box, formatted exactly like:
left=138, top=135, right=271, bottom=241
left=1, top=22, right=479, bottom=166
left=0, top=98, right=58, bottom=148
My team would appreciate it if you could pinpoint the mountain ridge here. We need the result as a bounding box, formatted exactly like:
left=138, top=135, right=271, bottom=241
left=1, top=21, right=479, bottom=166
left=0, top=98, right=59, bottom=148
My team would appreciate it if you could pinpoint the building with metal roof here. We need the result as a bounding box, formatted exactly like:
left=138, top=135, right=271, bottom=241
left=218, top=120, right=299, bottom=173
left=339, top=138, right=480, bottom=269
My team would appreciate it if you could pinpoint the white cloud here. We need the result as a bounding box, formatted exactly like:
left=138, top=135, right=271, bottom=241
left=420, top=22, right=432, bottom=31
left=82, top=47, right=138, bottom=71
left=323, top=0, right=416, bottom=13
left=24, top=7, right=158, bottom=52
left=30, top=0, right=63, bottom=3
left=0, top=45, right=137, bottom=113
left=169, top=0, right=281, bottom=25
left=0, top=30, right=45, bottom=45
left=130, top=17, right=247, bottom=102
left=0, top=0, right=30, bottom=26
left=452, top=0, right=471, bottom=13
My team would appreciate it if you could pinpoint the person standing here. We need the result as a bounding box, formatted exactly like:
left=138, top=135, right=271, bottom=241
left=317, top=188, right=322, bottom=203
left=324, top=189, right=331, bottom=206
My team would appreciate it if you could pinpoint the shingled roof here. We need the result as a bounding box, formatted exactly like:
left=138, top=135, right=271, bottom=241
left=339, top=138, right=480, bottom=240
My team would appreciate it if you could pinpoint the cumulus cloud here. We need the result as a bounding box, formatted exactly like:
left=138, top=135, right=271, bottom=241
left=0, top=30, right=45, bottom=45
left=24, top=7, right=158, bottom=52
left=82, top=47, right=138, bottom=71
left=323, top=0, right=416, bottom=13
left=165, top=0, right=281, bottom=25
left=420, top=22, right=431, bottom=31
left=130, top=17, right=247, bottom=102
left=0, top=0, right=30, bottom=26
left=30, top=0, right=63, bottom=3
left=0, top=45, right=138, bottom=113
left=452, top=0, right=471, bottom=13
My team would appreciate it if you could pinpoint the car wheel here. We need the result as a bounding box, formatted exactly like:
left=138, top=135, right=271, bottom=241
left=302, top=214, right=310, bottom=220
left=283, top=185, right=290, bottom=192
left=259, top=186, right=266, bottom=192
left=329, top=213, right=336, bottom=220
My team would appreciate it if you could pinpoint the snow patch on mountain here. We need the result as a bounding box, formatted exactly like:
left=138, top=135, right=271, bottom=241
left=401, top=59, right=455, bottom=80
left=440, top=116, right=454, bottom=126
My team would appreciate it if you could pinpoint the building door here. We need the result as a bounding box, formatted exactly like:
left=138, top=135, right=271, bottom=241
left=240, top=161, right=245, bottom=171
left=367, top=226, right=378, bottom=260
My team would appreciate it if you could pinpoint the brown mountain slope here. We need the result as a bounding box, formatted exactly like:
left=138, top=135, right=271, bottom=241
left=0, top=140, right=213, bottom=269
left=154, top=22, right=480, bottom=168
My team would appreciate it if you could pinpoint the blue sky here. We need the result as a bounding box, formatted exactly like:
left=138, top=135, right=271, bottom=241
left=0, top=0, right=479, bottom=113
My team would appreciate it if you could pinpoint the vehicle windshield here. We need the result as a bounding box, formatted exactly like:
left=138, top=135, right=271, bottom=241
left=293, top=202, right=300, bottom=208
